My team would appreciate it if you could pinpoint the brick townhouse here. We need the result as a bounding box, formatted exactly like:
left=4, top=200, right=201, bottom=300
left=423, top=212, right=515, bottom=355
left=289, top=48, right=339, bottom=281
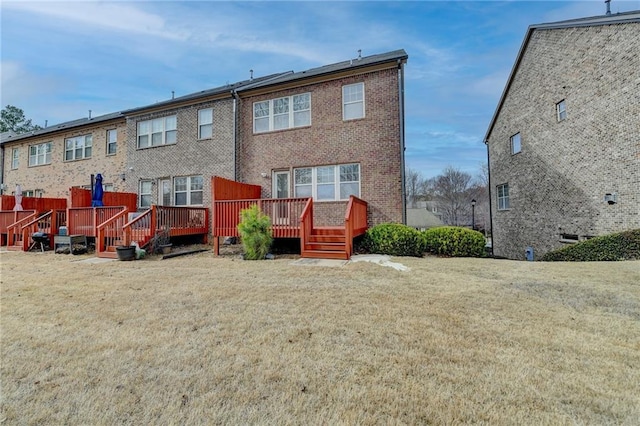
left=2, top=49, right=409, bottom=233
left=1, top=113, right=127, bottom=198
left=484, top=11, right=640, bottom=260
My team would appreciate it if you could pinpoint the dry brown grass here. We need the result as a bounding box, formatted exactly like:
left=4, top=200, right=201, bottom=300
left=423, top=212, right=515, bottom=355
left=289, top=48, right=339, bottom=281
left=1, top=249, right=639, bottom=425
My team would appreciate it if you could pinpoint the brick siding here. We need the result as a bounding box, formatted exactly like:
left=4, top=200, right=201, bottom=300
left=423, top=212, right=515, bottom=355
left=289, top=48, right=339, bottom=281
left=487, top=22, right=640, bottom=259
left=237, top=68, right=404, bottom=226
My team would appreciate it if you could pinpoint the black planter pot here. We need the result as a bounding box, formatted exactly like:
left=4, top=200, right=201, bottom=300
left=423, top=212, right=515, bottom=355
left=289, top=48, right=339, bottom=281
left=116, top=245, right=136, bottom=261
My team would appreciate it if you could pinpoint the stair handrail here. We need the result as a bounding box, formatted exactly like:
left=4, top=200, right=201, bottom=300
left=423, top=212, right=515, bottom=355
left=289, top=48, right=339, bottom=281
left=96, top=208, right=129, bottom=255
left=344, top=196, right=368, bottom=258
left=19, top=209, right=65, bottom=251
left=299, top=197, right=314, bottom=256
left=123, top=207, right=155, bottom=248
left=6, top=211, right=38, bottom=248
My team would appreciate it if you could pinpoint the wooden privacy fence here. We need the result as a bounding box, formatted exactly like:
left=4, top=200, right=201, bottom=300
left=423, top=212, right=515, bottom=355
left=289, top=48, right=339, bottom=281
left=69, top=187, right=137, bottom=211
left=0, top=195, right=67, bottom=212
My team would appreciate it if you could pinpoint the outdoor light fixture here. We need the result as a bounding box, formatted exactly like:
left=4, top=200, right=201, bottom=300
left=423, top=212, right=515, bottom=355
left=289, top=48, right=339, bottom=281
left=471, top=199, right=477, bottom=230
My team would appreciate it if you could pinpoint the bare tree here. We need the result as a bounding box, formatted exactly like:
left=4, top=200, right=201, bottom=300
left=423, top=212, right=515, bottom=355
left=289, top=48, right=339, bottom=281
left=426, top=166, right=474, bottom=226
left=405, top=168, right=427, bottom=208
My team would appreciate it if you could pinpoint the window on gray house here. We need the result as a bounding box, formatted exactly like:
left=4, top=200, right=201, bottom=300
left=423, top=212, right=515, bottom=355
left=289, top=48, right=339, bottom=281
left=556, top=100, right=567, bottom=122
left=497, top=183, right=510, bottom=210
left=510, top=132, right=521, bottom=155
left=198, top=108, right=213, bottom=139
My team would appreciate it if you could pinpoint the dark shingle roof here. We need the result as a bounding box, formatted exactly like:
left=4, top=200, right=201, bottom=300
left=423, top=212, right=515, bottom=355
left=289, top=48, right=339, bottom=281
left=0, top=112, right=124, bottom=145
left=238, top=49, right=408, bottom=92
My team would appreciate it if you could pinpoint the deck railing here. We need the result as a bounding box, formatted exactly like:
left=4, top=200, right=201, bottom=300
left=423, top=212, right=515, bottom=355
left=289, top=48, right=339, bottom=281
left=14, top=209, right=66, bottom=251
left=156, top=206, right=208, bottom=238
left=344, top=196, right=368, bottom=257
left=0, top=210, right=36, bottom=234
left=5, top=211, right=38, bottom=248
left=68, top=207, right=126, bottom=237
left=96, top=209, right=129, bottom=257
left=214, top=198, right=309, bottom=238
left=299, top=198, right=314, bottom=256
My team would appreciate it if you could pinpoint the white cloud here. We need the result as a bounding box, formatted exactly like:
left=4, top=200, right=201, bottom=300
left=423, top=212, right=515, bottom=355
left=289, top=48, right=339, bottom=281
left=2, top=1, right=188, bottom=40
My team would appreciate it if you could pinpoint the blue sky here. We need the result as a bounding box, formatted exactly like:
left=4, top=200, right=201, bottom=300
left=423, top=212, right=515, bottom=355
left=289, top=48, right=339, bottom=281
left=2, top=0, right=638, bottom=179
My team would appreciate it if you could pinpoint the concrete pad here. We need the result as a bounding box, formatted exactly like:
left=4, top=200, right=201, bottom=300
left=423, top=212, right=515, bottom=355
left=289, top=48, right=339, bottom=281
left=290, top=258, right=348, bottom=267
left=72, top=257, right=118, bottom=264
left=349, top=254, right=410, bottom=271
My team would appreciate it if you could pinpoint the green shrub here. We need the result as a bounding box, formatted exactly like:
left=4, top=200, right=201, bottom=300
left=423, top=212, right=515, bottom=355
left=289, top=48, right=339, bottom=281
left=423, top=226, right=486, bottom=258
left=541, top=229, right=640, bottom=261
left=237, top=205, right=273, bottom=260
left=362, top=223, right=425, bottom=257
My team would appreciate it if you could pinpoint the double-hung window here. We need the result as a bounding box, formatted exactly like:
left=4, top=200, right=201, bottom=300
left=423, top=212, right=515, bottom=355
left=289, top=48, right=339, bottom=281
left=65, top=135, right=92, bottom=161
left=556, top=100, right=567, bottom=122
left=139, top=181, right=153, bottom=208
left=253, top=93, right=311, bottom=133
left=510, top=132, right=521, bottom=155
left=343, top=82, right=365, bottom=120
left=107, top=129, right=117, bottom=155
left=137, top=115, right=177, bottom=148
left=11, top=148, right=19, bottom=169
left=497, top=183, right=510, bottom=210
left=198, top=108, right=213, bottom=139
left=174, top=175, right=203, bottom=206
left=294, top=164, right=360, bottom=201
left=29, top=142, right=52, bottom=166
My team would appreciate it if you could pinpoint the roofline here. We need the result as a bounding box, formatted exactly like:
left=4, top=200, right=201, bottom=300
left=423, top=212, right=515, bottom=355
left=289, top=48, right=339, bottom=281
left=0, top=113, right=125, bottom=145
left=483, top=10, right=640, bottom=143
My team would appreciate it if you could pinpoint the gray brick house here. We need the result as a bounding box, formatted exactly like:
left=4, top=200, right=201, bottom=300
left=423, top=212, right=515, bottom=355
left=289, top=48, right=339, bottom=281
left=484, top=11, right=640, bottom=260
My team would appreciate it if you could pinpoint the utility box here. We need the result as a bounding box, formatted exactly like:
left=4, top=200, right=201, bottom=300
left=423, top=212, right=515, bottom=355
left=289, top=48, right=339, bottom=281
left=525, top=247, right=534, bottom=261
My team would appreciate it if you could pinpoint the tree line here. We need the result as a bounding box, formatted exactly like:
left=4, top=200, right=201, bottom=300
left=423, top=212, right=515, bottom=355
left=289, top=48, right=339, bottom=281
left=406, top=165, right=490, bottom=233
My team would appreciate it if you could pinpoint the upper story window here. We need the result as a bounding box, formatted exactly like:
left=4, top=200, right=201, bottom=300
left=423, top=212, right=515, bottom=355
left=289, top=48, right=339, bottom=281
left=556, top=100, right=567, bottom=122
left=137, top=115, right=177, bottom=148
left=198, top=108, right=213, bottom=139
left=497, top=183, right=510, bottom=210
left=174, top=175, right=203, bottom=206
left=11, top=148, right=19, bottom=169
left=29, top=142, right=52, bottom=166
left=294, top=163, right=360, bottom=201
left=65, top=135, right=92, bottom=161
left=107, top=129, right=117, bottom=155
left=253, top=93, right=311, bottom=133
left=510, top=132, right=521, bottom=155
left=343, top=82, right=365, bottom=120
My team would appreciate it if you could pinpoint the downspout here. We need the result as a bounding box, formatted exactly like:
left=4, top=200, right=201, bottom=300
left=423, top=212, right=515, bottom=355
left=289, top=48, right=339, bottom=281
left=398, top=59, right=407, bottom=225
left=231, top=89, right=240, bottom=181
left=0, top=143, right=4, bottom=194
left=485, top=140, right=494, bottom=257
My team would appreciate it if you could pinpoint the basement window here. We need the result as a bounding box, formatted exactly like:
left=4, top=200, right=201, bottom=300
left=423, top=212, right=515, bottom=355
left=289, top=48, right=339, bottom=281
left=559, top=233, right=579, bottom=243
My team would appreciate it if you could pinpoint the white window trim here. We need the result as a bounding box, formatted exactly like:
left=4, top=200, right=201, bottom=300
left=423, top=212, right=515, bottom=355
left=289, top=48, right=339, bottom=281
left=497, top=183, right=510, bottom=210
left=29, top=142, right=52, bottom=166
left=556, top=100, right=567, bottom=122
left=343, top=82, right=365, bottom=121
left=139, top=180, right=153, bottom=209
left=253, top=93, right=311, bottom=133
left=510, top=132, right=521, bottom=155
left=65, top=134, right=93, bottom=161
left=11, top=148, right=19, bottom=169
left=198, top=108, right=213, bottom=139
left=137, top=115, right=177, bottom=148
left=294, top=163, right=360, bottom=202
left=174, top=175, right=204, bottom=206
left=107, top=129, right=117, bottom=155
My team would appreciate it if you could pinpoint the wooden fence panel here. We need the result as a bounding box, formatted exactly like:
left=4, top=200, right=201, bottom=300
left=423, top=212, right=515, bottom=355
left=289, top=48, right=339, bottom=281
left=211, top=176, right=262, bottom=201
left=70, top=187, right=137, bottom=211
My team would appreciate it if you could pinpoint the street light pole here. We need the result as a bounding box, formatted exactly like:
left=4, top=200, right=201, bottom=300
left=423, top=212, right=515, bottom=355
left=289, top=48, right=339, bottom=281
left=471, top=199, right=476, bottom=230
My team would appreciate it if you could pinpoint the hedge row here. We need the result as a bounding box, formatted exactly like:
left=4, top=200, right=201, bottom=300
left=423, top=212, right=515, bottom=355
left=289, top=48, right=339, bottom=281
left=361, top=224, right=486, bottom=258
left=541, top=229, right=640, bottom=261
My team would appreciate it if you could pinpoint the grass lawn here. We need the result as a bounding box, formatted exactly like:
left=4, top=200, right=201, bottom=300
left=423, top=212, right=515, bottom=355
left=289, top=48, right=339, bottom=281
left=1, top=249, right=639, bottom=424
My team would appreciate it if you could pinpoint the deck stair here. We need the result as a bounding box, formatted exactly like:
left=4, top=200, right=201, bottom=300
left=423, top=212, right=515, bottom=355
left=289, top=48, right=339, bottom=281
left=303, top=227, right=349, bottom=260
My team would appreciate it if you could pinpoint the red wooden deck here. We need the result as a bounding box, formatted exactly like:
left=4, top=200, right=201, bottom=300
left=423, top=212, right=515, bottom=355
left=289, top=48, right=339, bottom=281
left=211, top=176, right=368, bottom=259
